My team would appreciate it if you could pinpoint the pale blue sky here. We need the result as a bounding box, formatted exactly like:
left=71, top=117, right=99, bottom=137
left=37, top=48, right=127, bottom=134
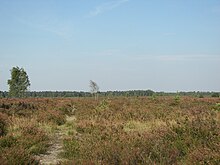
left=0, top=0, right=220, bottom=92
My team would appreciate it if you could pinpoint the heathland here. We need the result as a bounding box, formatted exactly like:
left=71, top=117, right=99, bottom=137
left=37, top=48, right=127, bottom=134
left=0, top=96, right=219, bottom=164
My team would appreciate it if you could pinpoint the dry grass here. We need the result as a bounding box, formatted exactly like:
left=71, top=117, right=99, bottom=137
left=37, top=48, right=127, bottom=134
left=124, top=119, right=167, bottom=133
left=0, top=96, right=220, bottom=164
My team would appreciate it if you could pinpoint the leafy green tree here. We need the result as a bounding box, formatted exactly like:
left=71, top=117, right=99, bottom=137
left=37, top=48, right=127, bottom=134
left=8, top=66, right=30, bottom=97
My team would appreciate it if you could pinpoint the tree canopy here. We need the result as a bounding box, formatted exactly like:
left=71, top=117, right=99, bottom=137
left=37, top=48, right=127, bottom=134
left=8, top=66, right=30, bottom=97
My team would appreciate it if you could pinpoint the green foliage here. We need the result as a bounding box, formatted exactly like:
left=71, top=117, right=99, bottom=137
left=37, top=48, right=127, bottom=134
left=211, top=92, right=219, bottom=97
left=8, top=66, right=30, bottom=98
left=198, top=94, right=204, bottom=98
left=1, top=90, right=220, bottom=98
left=0, top=135, right=17, bottom=148
left=170, top=95, right=181, bottom=106
left=213, top=103, right=220, bottom=112
left=95, top=99, right=110, bottom=112
left=62, top=138, right=80, bottom=159
left=150, top=93, right=157, bottom=101
left=174, top=95, right=180, bottom=102
left=0, top=113, right=8, bottom=136
left=0, top=91, right=6, bottom=98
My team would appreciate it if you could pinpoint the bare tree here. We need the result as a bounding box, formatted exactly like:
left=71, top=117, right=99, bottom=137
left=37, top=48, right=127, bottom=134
left=89, top=80, right=99, bottom=100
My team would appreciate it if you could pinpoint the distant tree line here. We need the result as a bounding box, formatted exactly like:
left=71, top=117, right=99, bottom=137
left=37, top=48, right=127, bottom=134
left=0, top=66, right=219, bottom=98
left=0, top=90, right=154, bottom=98
left=0, top=90, right=219, bottom=98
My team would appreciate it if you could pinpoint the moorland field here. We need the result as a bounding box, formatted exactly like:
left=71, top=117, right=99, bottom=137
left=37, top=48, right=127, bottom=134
left=0, top=96, right=219, bottom=164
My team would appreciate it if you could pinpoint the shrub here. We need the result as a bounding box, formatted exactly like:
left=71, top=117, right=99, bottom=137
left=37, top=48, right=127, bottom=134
left=0, top=135, right=38, bottom=164
left=1, top=97, right=219, bottom=164
left=1, top=145, right=37, bottom=164
left=2, top=116, right=50, bottom=161
left=150, top=94, right=157, bottom=101
left=154, top=116, right=220, bottom=164
left=58, top=103, right=77, bottom=116
left=212, top=103, right=220, bottom=112
left=0, top=135, right=17, bottom=148
left=170, top=95, right=181, bottom=106
left=61, top=137, right=80, bottom=159
left=211, top=93, right=219, bottom=97
left=174, top=95, right=180, bottom=103
left=0, top=113, right=8, bottom=136
left=198, top=94, right=204, bottom=98
left=37, top=110, right=66, bottom=125
left=95, top=99, right=110, bottom=112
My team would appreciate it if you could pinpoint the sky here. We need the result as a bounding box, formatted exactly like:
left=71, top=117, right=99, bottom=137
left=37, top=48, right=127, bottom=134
left=0, top=0, right=220, bottom=92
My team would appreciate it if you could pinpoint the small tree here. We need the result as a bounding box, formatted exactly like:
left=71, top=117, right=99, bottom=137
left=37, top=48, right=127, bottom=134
left=8, top=66, right=30, bottom=97
left=89, top=80, right=99, bottom=100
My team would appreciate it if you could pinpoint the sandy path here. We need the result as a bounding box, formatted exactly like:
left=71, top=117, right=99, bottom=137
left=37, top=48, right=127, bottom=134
left=36, top=116, right=76, bottom=165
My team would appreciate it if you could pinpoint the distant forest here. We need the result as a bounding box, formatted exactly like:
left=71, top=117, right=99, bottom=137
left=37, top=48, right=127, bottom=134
left=2, top=66, right=219, bottom=98
left=0, top=90, right=219, bottom=98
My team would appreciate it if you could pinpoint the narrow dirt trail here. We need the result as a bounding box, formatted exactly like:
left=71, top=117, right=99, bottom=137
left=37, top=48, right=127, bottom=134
left=37, top=115, right=76, bottom=165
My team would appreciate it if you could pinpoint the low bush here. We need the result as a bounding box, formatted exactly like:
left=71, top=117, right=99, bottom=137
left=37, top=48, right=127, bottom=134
left=0, top=135, right=17, bottom=148
left=0, top=113, right=8, bottom=136
left=62, top=137, right=80, bottom=159
left=213, top=103, right=220, bottom=112
left=37, top=109, right=66, bottom=125
left=0, top=145, right=37, bottom=165
left=62, top=96, right=220, bottom=164
left=0, top=115, right=50, bottom=164
left=149, top=116, right=220, bottom=164
left=0, top=97, right=219, bottom=164
left=212, top=93, right=219, bottom=97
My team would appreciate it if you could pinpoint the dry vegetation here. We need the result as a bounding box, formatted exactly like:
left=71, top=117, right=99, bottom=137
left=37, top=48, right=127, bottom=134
left=0, top=96, right=220, bottom=164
